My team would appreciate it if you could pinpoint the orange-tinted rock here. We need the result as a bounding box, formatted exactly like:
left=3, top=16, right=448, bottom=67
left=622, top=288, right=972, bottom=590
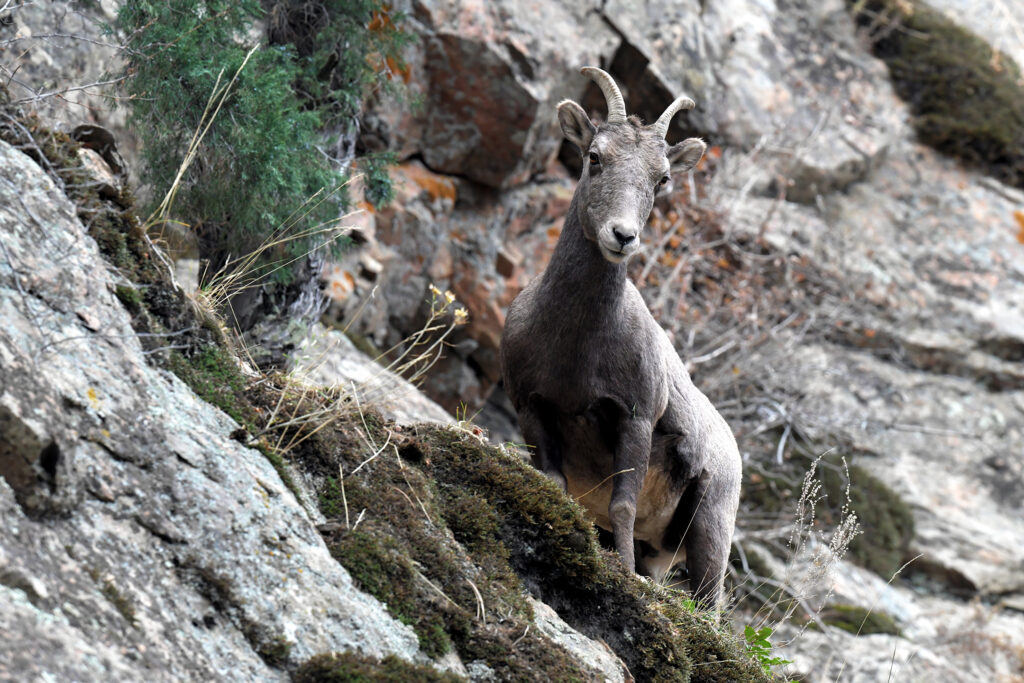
left=452, top=262, right=505, bottom=353
left=368, top=0, right=619, bottom=189
left=398, top=161, right=457, bottom=203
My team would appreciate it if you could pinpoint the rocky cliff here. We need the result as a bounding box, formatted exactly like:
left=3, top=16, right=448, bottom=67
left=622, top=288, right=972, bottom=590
left=0, top=94, right=770, bottom=681
left=2, top=0, right=1024, bottom=681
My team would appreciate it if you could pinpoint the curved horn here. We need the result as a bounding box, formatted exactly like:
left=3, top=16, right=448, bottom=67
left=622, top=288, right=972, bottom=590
left=653, top=94, right=695, bottom=138
left=580, top=66, right=627, bottom=124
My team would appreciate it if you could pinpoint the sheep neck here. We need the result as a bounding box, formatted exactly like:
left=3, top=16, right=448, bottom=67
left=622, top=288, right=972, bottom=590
left=537, top=192, right=627, bottom=328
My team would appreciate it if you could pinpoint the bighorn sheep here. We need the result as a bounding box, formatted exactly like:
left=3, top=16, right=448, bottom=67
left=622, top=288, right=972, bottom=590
left=500, top=67, right=741, bottom=607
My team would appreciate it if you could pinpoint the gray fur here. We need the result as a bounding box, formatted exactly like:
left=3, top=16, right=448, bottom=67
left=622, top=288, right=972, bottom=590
left=500, top=68, right=741, bottom=608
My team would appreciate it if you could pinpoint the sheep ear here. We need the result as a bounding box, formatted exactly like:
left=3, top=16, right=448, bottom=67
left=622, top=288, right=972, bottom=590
left=557, top=99, right=597, bottom=152
left=668, top=138, right=706, bottom=174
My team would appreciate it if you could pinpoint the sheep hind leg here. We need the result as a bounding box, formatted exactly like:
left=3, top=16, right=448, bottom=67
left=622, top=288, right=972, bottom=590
left=683, top=474, right=735, bottom=611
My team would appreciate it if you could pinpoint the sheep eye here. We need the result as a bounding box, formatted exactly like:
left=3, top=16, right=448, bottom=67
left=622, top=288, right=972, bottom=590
left=658, top=175, right=670, bottom=187
left=589, top=152, right=600, bottom=166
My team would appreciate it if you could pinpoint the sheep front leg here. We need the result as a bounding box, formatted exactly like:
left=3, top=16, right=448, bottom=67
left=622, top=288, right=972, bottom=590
left=518, top=398, right=566, bottom=492
left=608, top=418, right=652, bottom=573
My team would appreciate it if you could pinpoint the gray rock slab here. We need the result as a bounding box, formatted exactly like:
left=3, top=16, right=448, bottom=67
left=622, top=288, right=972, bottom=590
left=291, top=323, right=455, bottom=427
left=0, top=140, right=421, bottom=681
left=527, top=597, right=626, bottom=683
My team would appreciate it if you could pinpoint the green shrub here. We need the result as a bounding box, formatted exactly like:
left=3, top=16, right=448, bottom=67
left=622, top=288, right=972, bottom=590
left=115, top=1, right=408, bottom=281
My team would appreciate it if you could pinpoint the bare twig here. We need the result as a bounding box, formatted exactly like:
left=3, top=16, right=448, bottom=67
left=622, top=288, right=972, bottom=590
left=467, top=578, right=486, bottom=621
left=775, top=422, right=792, bottom=466
left=416, top=569, right=462, bottom=611
left=348, top=431, right=392, bottom=476
left=574, top=467, right=635, bottom=502
left=511, top=625, right=530, bottom=647
left=351, top=508, right=366, bottom=531
left=339, top=464, right=350, bottom=530
left=10, top=75, right=127, bottom=105
left=0, top=32, right=124, bottom=50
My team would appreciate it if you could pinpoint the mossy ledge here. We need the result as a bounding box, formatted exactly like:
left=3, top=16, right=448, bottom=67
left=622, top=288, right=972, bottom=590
left=294, top=652, right=463, bottom=683
left=303, top=414, right=771, bottom=682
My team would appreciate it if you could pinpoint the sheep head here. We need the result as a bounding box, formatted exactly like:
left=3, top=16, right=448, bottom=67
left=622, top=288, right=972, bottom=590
left=557, top=67, right=706, bottom=264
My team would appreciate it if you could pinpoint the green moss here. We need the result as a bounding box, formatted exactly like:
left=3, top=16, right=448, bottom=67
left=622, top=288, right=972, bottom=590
left=114, top=284, right=144, bottom=311
left=329, top=526, right=452, bottom=658
left=437, top=487, right=524, bottom=605
left=294, top=651, right=463, bottom=683
left=440, top=488, right=503, bottom=556
left=257, top=635, right=294, bottom=666
left=319, top=476, right=346, bottom=519
left=312, top=423, right=663, bottom=679
left=821, top=465, right=914, bottom=580
left=168, top=346, right=250, bottom=426
left=421, top=430, right=603, bottom=582
left=850, top=0, right=1024, bottom=187
left=327, top=531, right=403, bottom=603
left=813, top=603, right=901, bottom=636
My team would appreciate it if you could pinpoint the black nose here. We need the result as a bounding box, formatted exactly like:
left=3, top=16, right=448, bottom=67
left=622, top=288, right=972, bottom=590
left=612, top=227, right=636, bottom=246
